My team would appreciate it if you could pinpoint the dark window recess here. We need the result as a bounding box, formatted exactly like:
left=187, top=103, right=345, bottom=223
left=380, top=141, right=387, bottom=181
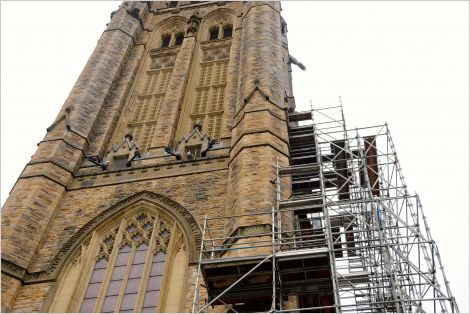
left=168, top=1, right=177, bottom=8
left=161, top=35, right=171, bottom=48
left=223, top=25, right=233, bottom=38
left=174, top=33, right=184, bottom=46
left=281, top=20, right=287, bottom=35
left=209, top=27, right=219, bottom=41
left=185, top=145, right=201, bottom=160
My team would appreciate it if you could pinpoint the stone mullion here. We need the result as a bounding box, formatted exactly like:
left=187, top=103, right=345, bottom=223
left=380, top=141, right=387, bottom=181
left=204, top=85, right=215, bottom=136
left=157, top=222, right=179, bottom=312
left=148, top=36, right=197, bottom=154
left=113, top=244, right=137, bottom=312
left=217, top=24, right=223, bottom=40
left=134, top=213, right=160, bottom=313
left=93, top=219, right=126, bottom=312
left=220, top=18, right=241, bottom=141
left=201, top=62, right=215, bottom=136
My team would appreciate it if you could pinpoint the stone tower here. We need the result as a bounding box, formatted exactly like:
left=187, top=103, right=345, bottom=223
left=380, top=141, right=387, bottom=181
left=1, top=1, right=294, bottom=312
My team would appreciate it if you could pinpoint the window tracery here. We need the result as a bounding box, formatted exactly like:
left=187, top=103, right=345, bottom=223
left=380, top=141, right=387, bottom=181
left=51, top=209, right=185, bottom=313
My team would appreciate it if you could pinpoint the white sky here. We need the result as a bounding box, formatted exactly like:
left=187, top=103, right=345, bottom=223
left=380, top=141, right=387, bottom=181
left=1, top=1, right=468, bottom=311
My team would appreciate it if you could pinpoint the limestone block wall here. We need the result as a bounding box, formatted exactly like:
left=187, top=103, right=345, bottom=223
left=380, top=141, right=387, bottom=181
left=1, top=3, right=148, bottom=311
left=225, top=1, right=291, bottom=242
left=1, top=1, right=295, bottom=311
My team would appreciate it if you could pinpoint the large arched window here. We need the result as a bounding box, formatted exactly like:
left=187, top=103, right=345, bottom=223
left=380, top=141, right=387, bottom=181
left=49, top=199, right=193, bottom=313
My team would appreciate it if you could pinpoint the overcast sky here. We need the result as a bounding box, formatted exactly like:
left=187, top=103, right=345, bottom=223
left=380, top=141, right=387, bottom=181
left=1, top=1, right=468, bottom=311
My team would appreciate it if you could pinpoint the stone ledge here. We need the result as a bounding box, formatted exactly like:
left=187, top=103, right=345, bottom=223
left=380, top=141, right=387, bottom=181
left=69, top=156, right=229, bottom=190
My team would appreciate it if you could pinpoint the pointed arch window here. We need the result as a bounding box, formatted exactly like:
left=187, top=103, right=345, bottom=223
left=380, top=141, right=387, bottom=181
left=209, top=26, right=219, bottom=41
left=161, top=34, right=171, bottom=48
left=50, top=206, right=189, bottom=313
left=174, top=32, right=185, bottom=46
left=76, top=212, right=172, bottom=313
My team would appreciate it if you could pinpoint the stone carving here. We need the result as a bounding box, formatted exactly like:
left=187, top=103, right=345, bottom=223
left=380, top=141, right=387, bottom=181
left=105, top=134, right=141, bottom=170
left=165, top=125, right=214, bottom=161
left=154, top=221, right=172, bottom=253
left=288, top=54, right=306, bottom=71
left=97, top=229, right=118, bottom=261
left=128, top=8, right=140, bottom=19
left=202, top=45, right=231, bottom=62
left=121, top=212, right=156, bottom=248
left=47, top=107, right=71, bottom=132
left=243, top=79, right=271, bottom=104
left=186, top=11, right=201, bottom=36
left=150, top=54, right=177, bottom=70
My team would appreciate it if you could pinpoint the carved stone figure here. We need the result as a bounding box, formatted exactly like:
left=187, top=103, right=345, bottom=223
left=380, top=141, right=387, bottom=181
left=186, top=10, right=201, bottom=36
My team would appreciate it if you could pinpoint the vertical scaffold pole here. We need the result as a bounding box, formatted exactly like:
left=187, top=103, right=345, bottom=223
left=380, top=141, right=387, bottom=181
left=271, top=205, right=277, bottom=312
left=276, top=158, right=282, bottom=245
left=192, top=215, right=208, bottom=313
left=356, top=129, right=405, bottom=312
left=417, top=194, right=459, bottom=313
left=272, top=158, right=281, bottom=311
left=312, top=107, right=342, bottom=312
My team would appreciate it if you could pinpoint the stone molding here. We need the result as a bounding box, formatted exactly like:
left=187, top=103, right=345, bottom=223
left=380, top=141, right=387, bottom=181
left=2, top=191, right=202, bottom=284
left=1, top=259, right=28, bottom=282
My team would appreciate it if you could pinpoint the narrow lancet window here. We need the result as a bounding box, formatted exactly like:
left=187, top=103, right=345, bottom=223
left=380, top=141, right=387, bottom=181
left=161, top=34, right=171, bottom=48
left=223, top=25, right=233, bottom=38
left=174, top=33, right=184, bottom=46
left=209, top=27, right=219, bottom=41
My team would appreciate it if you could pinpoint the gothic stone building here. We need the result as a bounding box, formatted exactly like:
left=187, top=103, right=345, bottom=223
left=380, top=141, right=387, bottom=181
left=1, top=1, right=298, bottom=312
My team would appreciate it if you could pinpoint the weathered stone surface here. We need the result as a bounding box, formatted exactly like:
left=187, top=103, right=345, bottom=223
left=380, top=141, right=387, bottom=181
left=1, top=1, right=296, bottom=311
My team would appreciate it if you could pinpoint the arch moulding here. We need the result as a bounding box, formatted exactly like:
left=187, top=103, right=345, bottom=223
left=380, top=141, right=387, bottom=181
left=28, top=191, right=202, bottom=283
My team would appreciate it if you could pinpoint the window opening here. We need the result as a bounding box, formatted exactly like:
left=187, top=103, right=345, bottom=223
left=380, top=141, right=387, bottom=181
left=78, top=213, right=173, bottom=313
left=185, top=145, right=202, bottom=160
left=223, top=25, right=233, bottom=38
left=102, top=245, right=131, bottom=313
left=168, top=1, right=178, bottom=8
left=79, top=258, right=108, bottom=313
left=141, top=252, right=167, bottom=312
left=174, top=33, right=184, bottom=46
left=209, top=27, right=219, bottom=41
left=161, top=34, right=171, bottom=48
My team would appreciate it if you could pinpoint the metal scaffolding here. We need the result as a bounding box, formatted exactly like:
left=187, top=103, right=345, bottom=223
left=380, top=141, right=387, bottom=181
left=192, top=104, right=459, bottom=313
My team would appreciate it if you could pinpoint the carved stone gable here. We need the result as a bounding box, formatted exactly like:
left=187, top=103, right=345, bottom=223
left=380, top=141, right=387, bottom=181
left=176, top=125, right=213, bottom=161
left=165, top=125, right=214, bottom=161
left=105, top=134, right=141, bottom=170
